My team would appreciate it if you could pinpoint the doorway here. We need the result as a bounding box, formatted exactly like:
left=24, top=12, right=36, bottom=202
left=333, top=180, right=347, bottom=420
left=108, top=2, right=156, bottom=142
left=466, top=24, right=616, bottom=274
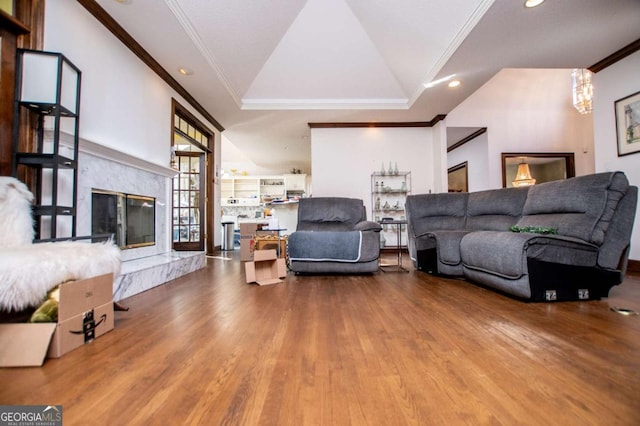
left=173, top=152, right=205, bottom=251
left=171, top=100, right=213, bottom=252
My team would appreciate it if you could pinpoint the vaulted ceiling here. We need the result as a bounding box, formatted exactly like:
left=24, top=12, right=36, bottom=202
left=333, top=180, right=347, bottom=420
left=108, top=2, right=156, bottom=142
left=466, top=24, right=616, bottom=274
left=93, top=0, right=640, bottom=172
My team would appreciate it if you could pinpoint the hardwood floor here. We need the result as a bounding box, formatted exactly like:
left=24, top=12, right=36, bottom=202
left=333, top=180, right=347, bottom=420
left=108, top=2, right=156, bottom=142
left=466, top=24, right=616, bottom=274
left=2, top=251, right=640, bottom=425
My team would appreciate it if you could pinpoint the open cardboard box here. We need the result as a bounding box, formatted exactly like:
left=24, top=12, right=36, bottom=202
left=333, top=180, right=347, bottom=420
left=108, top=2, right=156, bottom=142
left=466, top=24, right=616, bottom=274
left=0, top=273, right=115, bottom=367
left=245, top=249, right=287, bottom=285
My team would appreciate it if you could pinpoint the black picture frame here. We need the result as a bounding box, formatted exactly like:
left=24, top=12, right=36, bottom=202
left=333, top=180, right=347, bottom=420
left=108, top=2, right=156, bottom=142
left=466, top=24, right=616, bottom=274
left=615, top=90, right=640, bottom=157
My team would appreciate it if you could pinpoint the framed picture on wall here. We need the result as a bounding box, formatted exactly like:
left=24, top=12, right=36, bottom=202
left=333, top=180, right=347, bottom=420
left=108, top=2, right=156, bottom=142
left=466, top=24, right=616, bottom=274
left=448, top=162, right=468, bottom=193
left=615, top=90, right=640, bottom=157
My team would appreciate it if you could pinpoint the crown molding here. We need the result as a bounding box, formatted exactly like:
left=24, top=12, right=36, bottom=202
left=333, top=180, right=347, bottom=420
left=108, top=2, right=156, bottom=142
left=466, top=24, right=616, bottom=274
left=589, top=38, right=640, bottom=73
left=308, top=115, right=446, bottom=128
left=164, top=0, right=242, bottom=108
left=241, top=98, right=409, bottom=110
left=76, top=0, right=224, bottom=132
left=447, top=127, right=487, bottom=153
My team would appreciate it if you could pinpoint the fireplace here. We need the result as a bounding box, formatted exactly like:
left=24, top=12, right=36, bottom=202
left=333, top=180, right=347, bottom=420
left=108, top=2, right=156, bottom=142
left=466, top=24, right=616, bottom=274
left=53, top=133, right=206, bottom=301
left=92, top=189, right=155, bottom=249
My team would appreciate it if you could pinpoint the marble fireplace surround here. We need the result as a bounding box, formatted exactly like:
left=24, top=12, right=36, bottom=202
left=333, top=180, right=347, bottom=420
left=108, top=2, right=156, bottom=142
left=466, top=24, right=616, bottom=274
left=55, top=132, right=206, bottom=301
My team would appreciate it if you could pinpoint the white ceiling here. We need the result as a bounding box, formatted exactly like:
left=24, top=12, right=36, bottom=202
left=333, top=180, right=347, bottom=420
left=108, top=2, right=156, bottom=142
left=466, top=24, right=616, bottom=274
left=94, top=0, right=640, bottom=172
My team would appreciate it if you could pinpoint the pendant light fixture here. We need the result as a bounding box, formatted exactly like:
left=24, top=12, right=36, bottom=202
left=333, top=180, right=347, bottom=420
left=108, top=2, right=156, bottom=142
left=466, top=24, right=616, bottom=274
left=572, top=69, right=593, bottom=114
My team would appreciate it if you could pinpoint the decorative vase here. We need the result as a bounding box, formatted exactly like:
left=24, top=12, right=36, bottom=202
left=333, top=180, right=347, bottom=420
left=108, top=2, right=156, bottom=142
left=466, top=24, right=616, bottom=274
left=380, top=162, right=386, bottom=175
left=388, top=161, right=393, bottom=175
left=401, top=181, right=407, bottom=192
left=394, top=162, right=399, bottom=175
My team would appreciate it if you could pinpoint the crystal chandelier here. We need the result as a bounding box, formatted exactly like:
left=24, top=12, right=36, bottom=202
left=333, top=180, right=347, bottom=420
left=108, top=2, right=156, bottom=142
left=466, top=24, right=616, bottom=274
left=512, top=162, right=536, bottom=187
left=572, top=69, right=593, bottom=114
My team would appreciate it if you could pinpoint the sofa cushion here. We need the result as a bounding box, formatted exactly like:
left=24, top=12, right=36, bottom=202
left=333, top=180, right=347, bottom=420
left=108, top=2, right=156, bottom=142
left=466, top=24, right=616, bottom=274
left=354, top=220, right=383, bottom=232
left=406, top=193, right=468, bottom=237
left=516, top=172, right=629, bottom=245
left=461, top=231, right=532, bottom=279
left=466, top=187, right=529, bottom=231
left=430, top=230, right=471, bottom=266
left=288, top=230, right=366, bottom=263
left=461, top=231, right=600, bottom=280
left=296, top=197, right=366, bottom=231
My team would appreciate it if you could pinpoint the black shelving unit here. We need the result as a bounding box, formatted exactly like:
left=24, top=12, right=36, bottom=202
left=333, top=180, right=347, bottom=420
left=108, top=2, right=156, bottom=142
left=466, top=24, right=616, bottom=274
left=12, top=49, right=81, bottom=241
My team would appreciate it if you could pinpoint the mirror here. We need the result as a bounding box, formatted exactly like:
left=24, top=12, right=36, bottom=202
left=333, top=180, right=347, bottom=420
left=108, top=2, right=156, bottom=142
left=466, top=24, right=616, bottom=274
left=501, top=153, right=575, bottom=188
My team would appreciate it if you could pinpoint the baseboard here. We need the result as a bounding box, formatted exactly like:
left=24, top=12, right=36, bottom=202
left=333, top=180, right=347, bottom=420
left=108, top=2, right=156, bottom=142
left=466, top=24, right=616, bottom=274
left=627, top=259, right=640, bottom=274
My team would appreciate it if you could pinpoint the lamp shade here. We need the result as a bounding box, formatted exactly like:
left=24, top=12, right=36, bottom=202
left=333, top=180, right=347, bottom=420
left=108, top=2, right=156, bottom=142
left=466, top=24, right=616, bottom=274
left=19, top=50, right=80, bottom=116
left=512, top=163, right=536, bottom=187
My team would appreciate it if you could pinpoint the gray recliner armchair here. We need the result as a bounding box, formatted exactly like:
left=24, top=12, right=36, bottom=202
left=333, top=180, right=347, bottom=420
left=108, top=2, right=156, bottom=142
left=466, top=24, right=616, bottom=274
left=288, top=197, right=382, bottom=274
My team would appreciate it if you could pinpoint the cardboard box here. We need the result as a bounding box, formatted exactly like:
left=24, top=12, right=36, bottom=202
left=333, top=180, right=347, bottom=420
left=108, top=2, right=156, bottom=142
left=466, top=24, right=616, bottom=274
left=0, top=273, right=114, bottom=367
left=239, top=222, right=278, bottom=261
left=245, top=249, right=287, bottom=285
left=47, top=301, right=114, bottom=358
left=0, top=323, right=56, bottom=367
left=254, top=235, right=288, bottom=259
left=239, top=222, right=265, bottom=261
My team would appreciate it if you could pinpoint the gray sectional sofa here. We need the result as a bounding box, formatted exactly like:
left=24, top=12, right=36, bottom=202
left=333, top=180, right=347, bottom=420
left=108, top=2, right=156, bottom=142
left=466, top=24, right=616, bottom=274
left=288, top=197, right=382, bottom=274
left=405, top=172, right=638, bottom=302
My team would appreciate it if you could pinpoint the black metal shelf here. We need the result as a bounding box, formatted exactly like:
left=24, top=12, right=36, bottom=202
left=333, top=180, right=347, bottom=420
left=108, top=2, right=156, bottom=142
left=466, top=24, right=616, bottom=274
left=33, top=205, right=76, bottom=216
left=16, top=153, right=76, bottom=169
left=19, top=101, right=76, bottom=117
left=12, top=49, right=81, bottom=241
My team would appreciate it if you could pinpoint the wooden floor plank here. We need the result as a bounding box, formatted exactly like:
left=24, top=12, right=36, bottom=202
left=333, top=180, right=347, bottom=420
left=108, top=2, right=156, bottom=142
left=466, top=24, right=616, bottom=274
left=1, top=251, right=639, bottom=425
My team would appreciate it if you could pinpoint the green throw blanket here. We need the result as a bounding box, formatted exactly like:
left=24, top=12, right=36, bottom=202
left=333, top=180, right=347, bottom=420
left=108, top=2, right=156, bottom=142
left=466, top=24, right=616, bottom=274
left=510, top=225, right=558, bottom=235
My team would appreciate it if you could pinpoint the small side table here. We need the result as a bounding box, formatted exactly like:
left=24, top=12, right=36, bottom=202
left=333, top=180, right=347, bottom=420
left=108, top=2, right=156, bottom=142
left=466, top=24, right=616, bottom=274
left=379, top=219, right=409, bottom=272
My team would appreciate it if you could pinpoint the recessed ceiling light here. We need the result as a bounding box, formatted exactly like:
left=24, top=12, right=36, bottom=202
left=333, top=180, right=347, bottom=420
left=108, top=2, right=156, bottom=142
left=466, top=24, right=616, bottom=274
left=424, top=74, right=456, bottom=88
left=524, top=0, right=544, bottom=8
left=113, top=0, right=132, bottom=4
left=448, top=80, right=461, bottom=88
left=178, top=67, right=194, bottom=76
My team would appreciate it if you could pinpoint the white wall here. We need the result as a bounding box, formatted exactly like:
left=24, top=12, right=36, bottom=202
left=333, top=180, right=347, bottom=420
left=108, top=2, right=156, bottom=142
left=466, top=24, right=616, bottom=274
left=221, top=134, right=294, bottom=176
left=43, top=1, right=224, bottom=247
left=593, top=50, right=640, bottom=261
left=446, top=68, right=595, bottom=189
left=447, top=131, right=490, bottom=193
left=311, top=126, right=445, bottom=217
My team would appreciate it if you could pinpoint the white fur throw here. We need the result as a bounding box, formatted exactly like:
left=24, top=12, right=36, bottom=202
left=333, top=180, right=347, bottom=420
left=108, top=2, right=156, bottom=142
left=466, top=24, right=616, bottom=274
left=0, top=177, right=121, bottom=311
left=0, top=177, right=35, bottom=248
left=0, top=241, right=121, bottom=311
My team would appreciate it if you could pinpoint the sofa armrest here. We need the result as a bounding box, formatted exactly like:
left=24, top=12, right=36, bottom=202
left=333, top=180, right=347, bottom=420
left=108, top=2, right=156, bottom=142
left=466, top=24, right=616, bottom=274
left=354, top=221, right=382, bottom=232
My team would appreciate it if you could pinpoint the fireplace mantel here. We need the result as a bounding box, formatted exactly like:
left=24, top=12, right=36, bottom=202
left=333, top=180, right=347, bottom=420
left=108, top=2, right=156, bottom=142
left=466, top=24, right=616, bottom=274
left=50, top=130, right=178, bottom=178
